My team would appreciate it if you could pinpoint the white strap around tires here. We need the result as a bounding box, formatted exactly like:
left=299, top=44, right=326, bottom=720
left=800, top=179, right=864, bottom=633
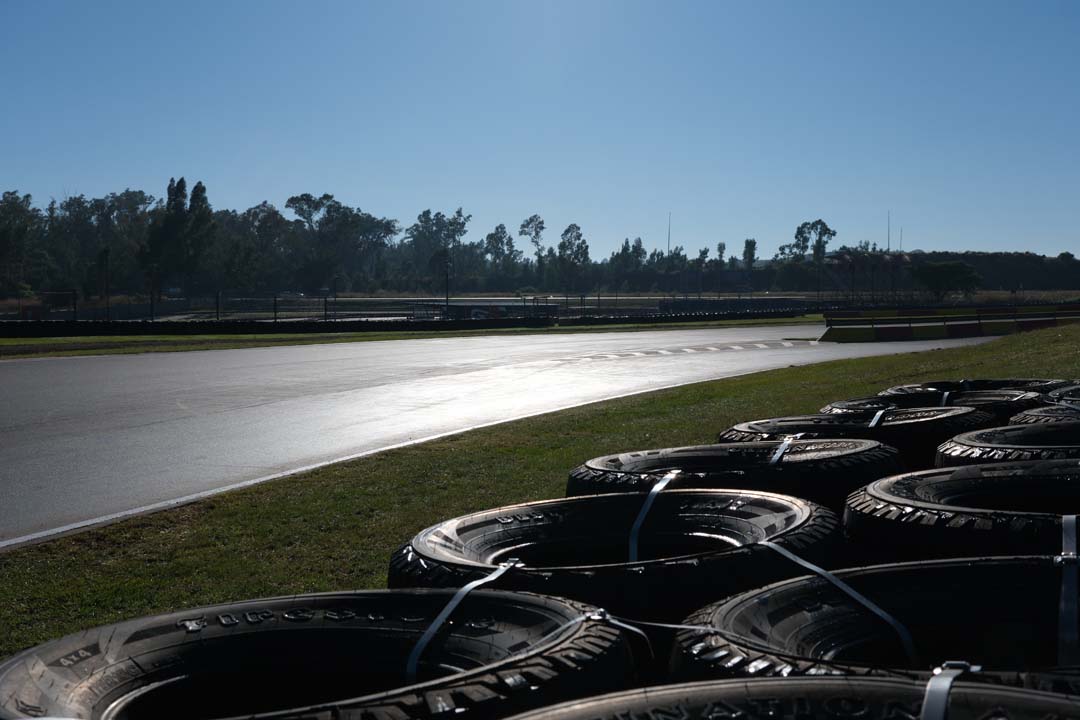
left=405, top=559, right=522, bottom=681
left=618, top=538, right=920, bottom=669
left=759, top=540, right=920, bottom=667
left=868, top=409, right=887, bottom=428
left=920, top=660, right=980, bottom=720
left=1059, top=515, right=1079, bottom=667
left=769, top=432, right=805, bottom=464
left=628, top=470, right=680, bottom=562
left=404, top=605, right=653, bottom=691
left=769, top=438, right=794, bottom=465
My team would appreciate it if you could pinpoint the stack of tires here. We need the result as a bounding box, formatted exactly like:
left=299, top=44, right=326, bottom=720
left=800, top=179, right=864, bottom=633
left=3, top=378, right=1080, bottom=719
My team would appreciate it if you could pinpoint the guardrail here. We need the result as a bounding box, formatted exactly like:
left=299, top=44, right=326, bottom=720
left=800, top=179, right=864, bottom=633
left=825, top=304, right=1080, bottom=322
left=821, top=308, right=1080, bottom=342
left=825, top=309, right=1080, bottom=327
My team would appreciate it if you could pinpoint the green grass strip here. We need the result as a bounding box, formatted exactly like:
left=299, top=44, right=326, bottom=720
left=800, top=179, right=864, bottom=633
left=0, top=325, right=1077, bottom=656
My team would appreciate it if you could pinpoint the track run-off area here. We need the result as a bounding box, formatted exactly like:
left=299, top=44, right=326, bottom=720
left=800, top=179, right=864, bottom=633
left=0, top=324, right=989, bottom=547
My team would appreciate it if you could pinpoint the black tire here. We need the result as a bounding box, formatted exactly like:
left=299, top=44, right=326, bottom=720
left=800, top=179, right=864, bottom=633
left=504, top=677, right=1080, bottom=720
left=844, top=460, right=1080, bottom=561
left=565, top=440, right=900, bottom=510
left=1049, top=384, right=1080, bottom=404
left=1011, top=405, right=1080, bottom=424
left=388, top=490, right=838, bottom=623
left=671, top=556, right=1080, bottom=694
left=717, top=407, right=994, bottom=469
left=0, top=590, right=634, bottom=720
left=879, top=378, right=1073, bottom=395
left=936, top=422, right=1080, bottom=466
left=822, top=390, right=1044, bottom=424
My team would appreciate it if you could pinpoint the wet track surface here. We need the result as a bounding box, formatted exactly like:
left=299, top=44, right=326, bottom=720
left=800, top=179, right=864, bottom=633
left=0, top=325, right=989, bottom=545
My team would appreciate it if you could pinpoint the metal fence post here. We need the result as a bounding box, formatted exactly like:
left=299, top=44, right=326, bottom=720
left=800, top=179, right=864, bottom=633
left=216, top=291, right=221, bottom=321
left=273, top=295, right=278, bottom=322
left=72, top=289, right=78, bottom=321
left=324, top=297, right=329, bottom=321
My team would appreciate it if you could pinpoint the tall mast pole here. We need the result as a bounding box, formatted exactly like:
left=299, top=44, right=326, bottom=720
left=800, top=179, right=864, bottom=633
left=667, top=212, right=671, bottom=254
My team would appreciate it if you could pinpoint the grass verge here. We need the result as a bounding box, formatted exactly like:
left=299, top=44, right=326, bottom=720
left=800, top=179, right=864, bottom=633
left=1, top=325, right=1078, bottom=655
left=0, top=315, right=822, bottom=359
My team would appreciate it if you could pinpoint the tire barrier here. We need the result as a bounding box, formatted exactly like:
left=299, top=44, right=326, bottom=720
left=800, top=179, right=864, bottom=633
left=880, top=378, right=1073, bottom=395
left=0, top=590, right=635, bottom=720
left=1049, top=384, right=1080, bottom=404
left=671, top=557, right=1080, bottom=695
left=844, top=460, right=1080, bottom=560
left=821, top=389, right=1044, bottom=424
left=9, top=374, right=1080, bottom=716
left=503, top=677, right=1080, bottom=720
left=1010, top=405, right=1080, bottom=424
left=565, top=440, right=900, bottom=510
left=937, top=422, right=1080, bottom=466
left=388, top=491, right=838, bottom=622
left=718, top=407, right=994, bottom=469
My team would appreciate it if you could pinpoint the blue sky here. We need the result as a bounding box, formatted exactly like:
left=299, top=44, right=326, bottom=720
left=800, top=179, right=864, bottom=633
left=2, top=0, right=1077, bottom=259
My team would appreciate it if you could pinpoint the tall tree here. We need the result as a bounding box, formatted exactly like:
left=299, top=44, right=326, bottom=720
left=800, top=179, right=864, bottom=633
left=40, top=195, right=99, bottom=295
left=519, top=214, right=545, bottom=285
left=287, top=193, right=399, bottom=292
left=714, top=241, right=728, bottom=292
left=696, top=247, right=709, bottom=294
left=143, top=177, right=190, bottom=297
left=209, top=201, right=295, bottom=292
left=285, top=193, right=333, bottom=232
left=804, top=220, right=836, bottom=264
left=741, top=238, right=757, bottom=291
left=557, top=223, right=590, bottom=292
left=100, top=190, right=156, bottom=293
left=519, top=215, right=545, bottom=262
left=483, top=223, right=521, bottom=283
left=404, top=208, right=470, bottom=292
left=180, top=181, right=215, bottom=294
left=0, top=191, right=42, bottom=295
left=802, top=220, right=836, bottom=300
left=742, top=238, right=757, bottom=273
left=483, top=223, right=511, bottom=266
left=608, top=237, right=647, bottom=290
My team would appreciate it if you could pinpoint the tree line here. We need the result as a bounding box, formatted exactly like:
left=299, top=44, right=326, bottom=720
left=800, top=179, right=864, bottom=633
left=1, top=180, right=1077, bottom=301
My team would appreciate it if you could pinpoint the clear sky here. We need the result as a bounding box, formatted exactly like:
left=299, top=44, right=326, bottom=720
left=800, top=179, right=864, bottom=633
left=2, top=0, right=1077, bottom=259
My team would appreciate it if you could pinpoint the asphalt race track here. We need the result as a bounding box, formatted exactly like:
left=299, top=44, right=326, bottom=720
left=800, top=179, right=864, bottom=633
left=0, top=325, right=989, bottom=546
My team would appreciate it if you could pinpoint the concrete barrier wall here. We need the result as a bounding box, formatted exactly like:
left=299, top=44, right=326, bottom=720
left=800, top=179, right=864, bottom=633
left=821, top=315, right=1078, bottom=343
left=826, top=303, right=1080, bottom=319
left=911, top=324, right=948, bottom=340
